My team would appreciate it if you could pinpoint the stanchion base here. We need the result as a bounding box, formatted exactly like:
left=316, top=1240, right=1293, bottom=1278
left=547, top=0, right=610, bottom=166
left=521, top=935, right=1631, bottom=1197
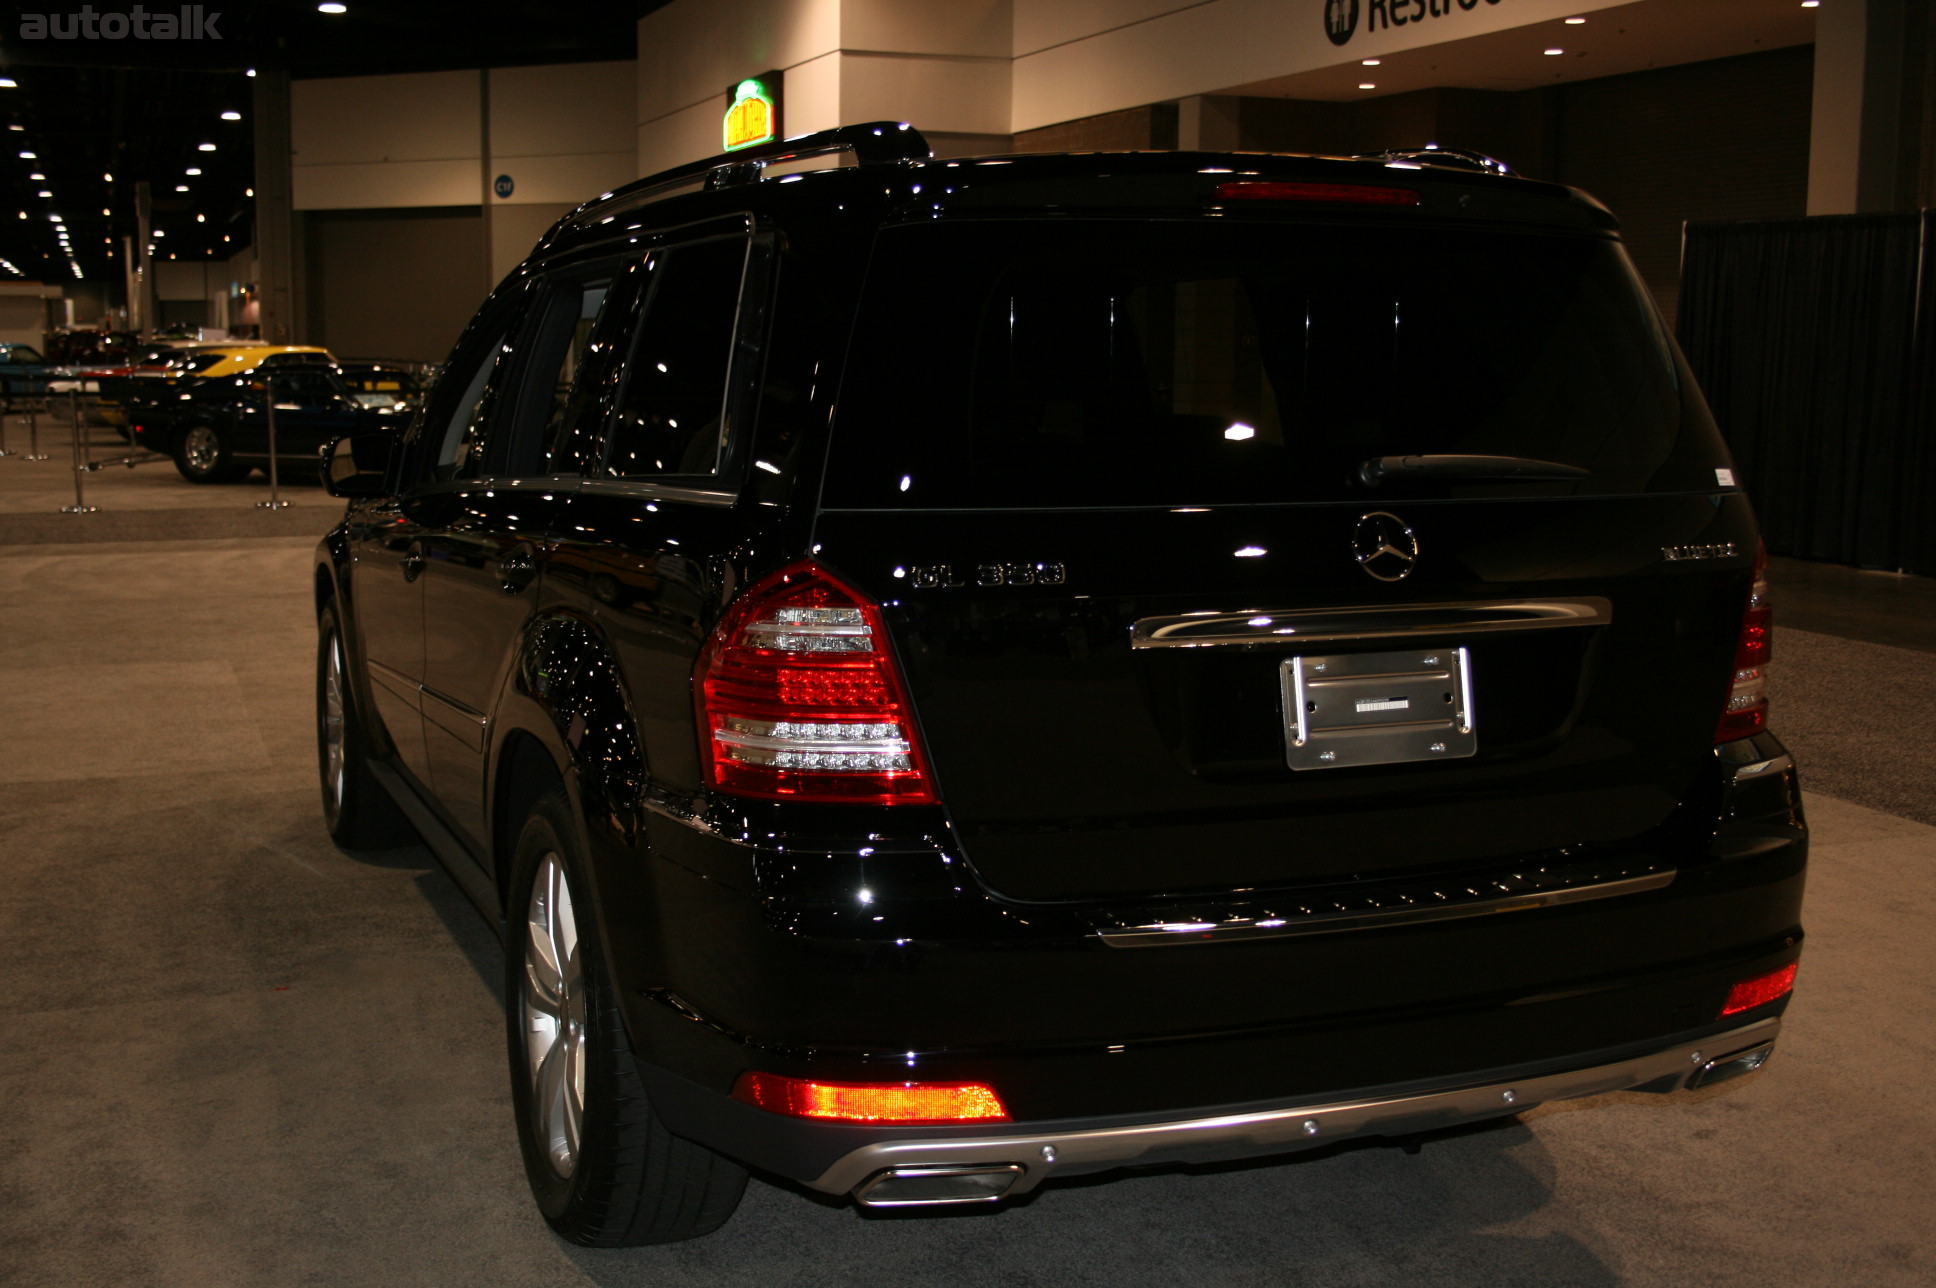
left=59, top=505, right=99, bottom=514
left=255, top=500, right=293, bottom=510
left=22, top=453, right=50, bottom=461
left=0, top=449, right=17, bottom=457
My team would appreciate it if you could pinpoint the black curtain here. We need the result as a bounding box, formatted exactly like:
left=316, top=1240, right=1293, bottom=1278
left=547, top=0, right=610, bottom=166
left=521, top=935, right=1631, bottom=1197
left=1678, top=213, right=1935, bottom=574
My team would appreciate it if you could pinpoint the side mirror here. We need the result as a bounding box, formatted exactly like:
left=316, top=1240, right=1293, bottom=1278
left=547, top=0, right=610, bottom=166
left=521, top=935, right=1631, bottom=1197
left=321, top=431, right=396, bottom=498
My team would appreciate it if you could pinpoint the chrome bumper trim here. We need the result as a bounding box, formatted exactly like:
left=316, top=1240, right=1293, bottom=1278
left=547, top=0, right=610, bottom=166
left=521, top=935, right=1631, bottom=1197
left=809, top=1017, right=1780, bottom=1199
left=1093, top=864, right=1675, bottom=947
left=1130, top=597, right=1612, bottom=650
left=1729, top=753, right=1795, bottom=782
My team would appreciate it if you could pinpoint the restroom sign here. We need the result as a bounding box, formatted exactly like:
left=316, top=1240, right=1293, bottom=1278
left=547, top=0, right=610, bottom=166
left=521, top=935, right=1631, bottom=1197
left=724, top=76, right=781, bottom=151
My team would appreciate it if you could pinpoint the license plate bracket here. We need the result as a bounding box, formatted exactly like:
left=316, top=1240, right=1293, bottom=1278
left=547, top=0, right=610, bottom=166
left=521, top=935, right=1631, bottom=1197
left=1281, top=645, right=1476, bottom=770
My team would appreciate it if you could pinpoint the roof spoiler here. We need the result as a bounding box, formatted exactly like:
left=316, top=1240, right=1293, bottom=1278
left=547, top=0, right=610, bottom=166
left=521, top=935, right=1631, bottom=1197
left=542, top=121, right=932, bottom=248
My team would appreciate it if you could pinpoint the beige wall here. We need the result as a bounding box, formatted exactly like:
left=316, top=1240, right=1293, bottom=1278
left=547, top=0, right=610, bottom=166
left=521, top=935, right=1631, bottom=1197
left=292, top=70, right=483, bottom=210
left=305, top=209, right=488, bottom=364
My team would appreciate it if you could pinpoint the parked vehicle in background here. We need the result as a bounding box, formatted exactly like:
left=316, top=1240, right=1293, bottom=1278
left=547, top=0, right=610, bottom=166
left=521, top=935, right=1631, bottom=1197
left=336, top=361, right=427, bottom=410
left=315, top=124, right=1805, bottom=1246
left=97, top=344, right=337, bottom=427
left=131, top=364, right=407, bottom=482
left=0, top=343, right=52, bottom=402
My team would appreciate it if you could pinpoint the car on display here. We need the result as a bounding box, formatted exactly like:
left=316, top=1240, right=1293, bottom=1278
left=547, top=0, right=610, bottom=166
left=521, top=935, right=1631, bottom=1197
left=130, top=363, right=407, bottom=482
left=95, top=343, right=337, bottom=426
left=336, top=361, right=427, bottom=411
left=0, top=342, right=53, bottom=401
left=314, top=123, right=1806, bottom=1246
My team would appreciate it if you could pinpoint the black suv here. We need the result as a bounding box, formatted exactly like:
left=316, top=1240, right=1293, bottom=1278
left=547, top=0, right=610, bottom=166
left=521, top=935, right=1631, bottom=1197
left=316, top=124, right=1805, bottom=1245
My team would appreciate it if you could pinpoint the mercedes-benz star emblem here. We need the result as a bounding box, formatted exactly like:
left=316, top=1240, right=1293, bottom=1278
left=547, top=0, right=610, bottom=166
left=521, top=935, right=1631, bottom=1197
left=1353, top=511, right=1419, bottom=583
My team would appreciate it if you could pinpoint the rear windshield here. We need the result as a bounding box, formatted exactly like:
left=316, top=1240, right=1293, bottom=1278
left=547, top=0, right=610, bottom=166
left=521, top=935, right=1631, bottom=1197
left=823, top=220, right=1727, bottom=509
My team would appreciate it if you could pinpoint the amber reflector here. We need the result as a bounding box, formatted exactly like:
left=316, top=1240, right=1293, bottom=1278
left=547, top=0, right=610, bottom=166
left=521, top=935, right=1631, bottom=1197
left=1214, top=180, right=1420, bottom=206
left=1721, top=962, right=1798, bottom=1017
left=732, top=1072, right=1010, bottom=1123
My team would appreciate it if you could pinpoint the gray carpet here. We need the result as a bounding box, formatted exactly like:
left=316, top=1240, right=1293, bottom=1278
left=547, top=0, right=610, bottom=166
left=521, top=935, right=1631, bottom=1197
left=0, top=538, right=1929, bottom=1287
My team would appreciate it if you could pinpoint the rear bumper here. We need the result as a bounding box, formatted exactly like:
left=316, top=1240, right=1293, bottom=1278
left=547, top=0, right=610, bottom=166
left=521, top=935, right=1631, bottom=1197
left=639, top=1016, right=1781, bottom=1203
left=818, top=1016, right=1780, bottom=1202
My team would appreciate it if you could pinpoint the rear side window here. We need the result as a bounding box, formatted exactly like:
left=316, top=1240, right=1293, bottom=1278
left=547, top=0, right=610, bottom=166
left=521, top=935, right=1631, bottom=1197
left=599, top=236, right=749, bottom=479
left=825, top=221, right=1724, bottom=508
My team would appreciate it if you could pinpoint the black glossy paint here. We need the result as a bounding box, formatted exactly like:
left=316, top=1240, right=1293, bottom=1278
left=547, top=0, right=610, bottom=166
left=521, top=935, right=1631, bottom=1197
left=315, top=144, right=1807, bottom=1189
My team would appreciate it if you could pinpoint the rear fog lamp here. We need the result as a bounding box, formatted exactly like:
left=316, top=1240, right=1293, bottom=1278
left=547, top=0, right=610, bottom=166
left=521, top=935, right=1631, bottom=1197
left=732, top=1072, right=1010, bottom=1123
left=1720, top=962, right=1798, bottom=1017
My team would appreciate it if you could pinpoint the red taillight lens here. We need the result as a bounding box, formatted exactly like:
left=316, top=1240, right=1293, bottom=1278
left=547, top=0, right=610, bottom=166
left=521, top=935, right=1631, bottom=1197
left=732, top=1072, right=1009, bottom=1123
left=1716, top=542, right=1773, bottom=742
left=1214, top=180, right=1420, bottom=206
left=694, top=560, right=934, bottom=804
left=1721, top=962, right=1798, bottom=1017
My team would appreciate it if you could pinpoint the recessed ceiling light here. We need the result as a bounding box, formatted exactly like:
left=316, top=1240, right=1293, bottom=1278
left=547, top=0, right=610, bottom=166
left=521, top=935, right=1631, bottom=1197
left=175, top=185, right=189, bottom=192
left=1545, top=48, right=1564, bottom=55
left=221, top=110, right=242, bottom=121
left=246, top=68, right=257, bottom=78
left=318, top=2, right=347, bottom=11
left=1565, top=16, right=1587, bottom=22
left=102, top=172, right=112, bottom=181
left=28, top=172, right=43, bottom=180
left=198, top=142, right=217, bottom=151
left=36, top=190, right=51, bottom=197
left=1801, top=1, right=1818, bottom=6
left=0, top=78, right=17, bottom=89
left=185, top=167, right=202, bottom=176
left=1359, top=82, right=1377, bottom=90
left=196, top=214, right=205, bottom=222
left=19, top=150, right=35, bottom=158
left=1362, top=58, right=1381, bottom=66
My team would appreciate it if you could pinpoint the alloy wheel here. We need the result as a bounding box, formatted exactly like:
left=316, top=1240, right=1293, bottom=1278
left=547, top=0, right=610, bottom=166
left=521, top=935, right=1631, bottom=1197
left=523, top=850, right=587, bottom=1179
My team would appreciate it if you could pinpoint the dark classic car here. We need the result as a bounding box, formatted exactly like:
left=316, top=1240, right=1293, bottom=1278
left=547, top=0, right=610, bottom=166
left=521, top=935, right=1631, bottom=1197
left=0, top=342, right=53, bottom=401
left=314, top=124, right=1804, bottom=1246
left=130, top=364, right=407, bottom=482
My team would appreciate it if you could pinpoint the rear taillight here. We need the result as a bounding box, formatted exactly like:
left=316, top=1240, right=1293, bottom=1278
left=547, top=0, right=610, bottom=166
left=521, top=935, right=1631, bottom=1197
left=732, top=1072, right=1009, bottom=1122
left=1721, top=962, right=1798, bottom=1017
left=694, top=560, right=934, bottom=804
left=1715, top=542, right=1773, bottom=742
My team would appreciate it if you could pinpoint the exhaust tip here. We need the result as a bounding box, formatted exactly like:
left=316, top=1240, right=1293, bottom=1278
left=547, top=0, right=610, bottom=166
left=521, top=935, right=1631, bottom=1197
left=1689, top=1041, right=1775, bottom=1090
left=854, top=1164, right=1025, bottom=1208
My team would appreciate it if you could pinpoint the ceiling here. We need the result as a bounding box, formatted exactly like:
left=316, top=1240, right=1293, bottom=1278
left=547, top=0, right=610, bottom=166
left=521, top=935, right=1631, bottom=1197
left=1224, top=0, right=1817, bottom=101
left=0, top=1, right=652, bottom=290
left=2, top=0, right=1822, bottom=292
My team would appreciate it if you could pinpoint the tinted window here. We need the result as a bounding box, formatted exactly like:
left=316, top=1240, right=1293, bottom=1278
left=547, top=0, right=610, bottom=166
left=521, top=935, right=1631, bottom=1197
left=433, top=330, right=513, bottom=481
left=826, top=222, right=1722, bottom=508
left=600, top=237, right=749, bottom=479
left=500, top=274, right=613, bottom=476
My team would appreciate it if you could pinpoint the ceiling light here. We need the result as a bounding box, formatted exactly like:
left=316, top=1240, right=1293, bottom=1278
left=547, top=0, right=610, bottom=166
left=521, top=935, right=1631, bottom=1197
left=7, top=125, right=21, bottom=131
left=36, top=190, right=51, bottom=197
left=28, top=172, right=43, bottom=180
left=196, top=213, right=205, bottom=222
left=185, top=167, right=202, bottom=176
left=246, top=68, right=257, bottom=78
left=1545, top=48, right=1564, bottom=55
left=198, top=142, right=217, bottom=151
left=319, top=2, right=348, bottom=11
left=1359, top=82, right=1377, bottom=90
left=101, top=207, right=109, bottom=215
left=221, top=110, right=242, bottom=121
left=154, top=229, right=165, bottom=236
left=103, top=172, right=112, bottom=181
left=1362, top=58, right=1380, bottom=66
left=1565, top=15, right=1587, bottom=22
left=175, top=185, right=189, bottom=192
left=0, top=78, right=17, bottom=89
left=1801, top=1, right=1818, bottom=6
left=245, top=188, right=254, bottom=197
left=19, top=150, right=35, bottom=158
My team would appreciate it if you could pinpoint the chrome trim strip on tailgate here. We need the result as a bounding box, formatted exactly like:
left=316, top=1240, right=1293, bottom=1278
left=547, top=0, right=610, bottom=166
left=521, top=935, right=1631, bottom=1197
left=1130, top=597, right=1612, bottom=650
left=807, top=1018, right=1781, bottom=1198
left=1092, top=858, right=1675, bottom=947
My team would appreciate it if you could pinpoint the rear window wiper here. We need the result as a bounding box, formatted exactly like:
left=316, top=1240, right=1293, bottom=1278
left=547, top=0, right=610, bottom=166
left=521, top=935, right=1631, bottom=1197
left=1359, top=454, right=1591, bottom=487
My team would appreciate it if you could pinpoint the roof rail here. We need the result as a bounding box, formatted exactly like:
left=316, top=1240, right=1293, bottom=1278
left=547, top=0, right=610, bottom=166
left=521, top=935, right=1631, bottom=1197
left=1357, top=147, right=1512, bottom=176
left=553, top=121, right=932, bottom=237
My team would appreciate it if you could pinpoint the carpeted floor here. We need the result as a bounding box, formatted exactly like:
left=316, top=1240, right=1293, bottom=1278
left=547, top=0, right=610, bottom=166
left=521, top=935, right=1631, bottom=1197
left=0, top=535, right=1929, bottom=1287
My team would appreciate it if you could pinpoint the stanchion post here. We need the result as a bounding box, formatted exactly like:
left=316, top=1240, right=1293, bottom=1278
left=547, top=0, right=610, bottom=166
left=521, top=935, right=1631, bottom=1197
left=0, top=399, right=15, bottom=457
left=256, top=381, right=290, bottom=511
left=25, top=398, right=49, bottom=461
left=61, top=388, right=98, bottom=514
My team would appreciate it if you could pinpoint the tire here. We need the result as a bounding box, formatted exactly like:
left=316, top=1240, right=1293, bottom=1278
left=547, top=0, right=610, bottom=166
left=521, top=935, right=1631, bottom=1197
left=506, top=792, right=748, bottom=1246
left=173, top=422, right=246, bottom=483
left=317, top=603, right=415, bottom=848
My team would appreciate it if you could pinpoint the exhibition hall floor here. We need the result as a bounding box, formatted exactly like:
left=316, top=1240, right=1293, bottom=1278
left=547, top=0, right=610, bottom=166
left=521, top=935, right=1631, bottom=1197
left=0, top=421, right=1930, bottom=1287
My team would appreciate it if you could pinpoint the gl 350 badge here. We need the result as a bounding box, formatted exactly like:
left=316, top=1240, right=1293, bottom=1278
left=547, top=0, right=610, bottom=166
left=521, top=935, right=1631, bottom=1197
left=907, top=562, right=1067, bottom=589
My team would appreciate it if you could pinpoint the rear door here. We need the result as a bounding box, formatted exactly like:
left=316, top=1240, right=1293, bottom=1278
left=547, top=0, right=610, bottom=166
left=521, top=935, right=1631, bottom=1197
left=814, top=217, right=1753, bottom=903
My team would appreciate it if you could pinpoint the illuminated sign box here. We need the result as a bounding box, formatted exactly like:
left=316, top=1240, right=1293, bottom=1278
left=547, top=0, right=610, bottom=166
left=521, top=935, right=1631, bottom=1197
left=725, top=75, right=783, bottom=151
